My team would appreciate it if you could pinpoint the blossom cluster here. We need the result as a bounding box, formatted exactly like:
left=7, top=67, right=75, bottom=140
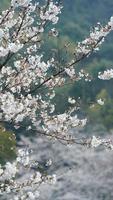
left=40, top=1, right=62, bottom=24
left=75, top=16, right=113, bottom=56
left=0, top=148, right=56, bottom=199
left=11, top=0, right=31, bottom=8
left=91, top=136, right=113, bottom=149
left=98, top=69, right=113, bottom=80
left=42, top=112, right=87, bottom=142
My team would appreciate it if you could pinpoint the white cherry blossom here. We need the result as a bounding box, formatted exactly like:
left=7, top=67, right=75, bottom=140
left=97, top=98, right=104, bottom=105
left=0, top=0, right=113, bottom=199
left=98, top=69, right=113, bottom=80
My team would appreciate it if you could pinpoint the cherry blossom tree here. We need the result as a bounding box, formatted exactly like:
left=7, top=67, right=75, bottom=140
left=0, top=0, right=113, bottom=199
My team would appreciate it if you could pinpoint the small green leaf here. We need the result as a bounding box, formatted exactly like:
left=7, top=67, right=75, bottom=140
left=0, top=125, right=16, bottom=165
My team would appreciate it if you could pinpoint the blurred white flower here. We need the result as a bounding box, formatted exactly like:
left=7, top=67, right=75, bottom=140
left=91, top=136, right=102, bottom=148
left=97, top=98, right=104, bottom=105
left=68, top=97, right=76, bottom=104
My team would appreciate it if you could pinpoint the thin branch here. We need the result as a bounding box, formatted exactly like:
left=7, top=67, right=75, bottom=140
left=14, top=8, right=27, bottom=39
left=26, top=36, right=104, bottom=96
left=0, top=52, right=14, bottom=70
left=0, top=7, right=12, bottom=26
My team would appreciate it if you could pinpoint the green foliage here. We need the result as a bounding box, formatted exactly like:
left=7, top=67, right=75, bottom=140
left=96, top=89, right=108, bottom=100
left=0, top=0, right=10, bottom=11
left=101, top=99, right=113, bottom=129
left=0, top=125, right=16, bottom=165
left=54, top=84, right=72, bottom=114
